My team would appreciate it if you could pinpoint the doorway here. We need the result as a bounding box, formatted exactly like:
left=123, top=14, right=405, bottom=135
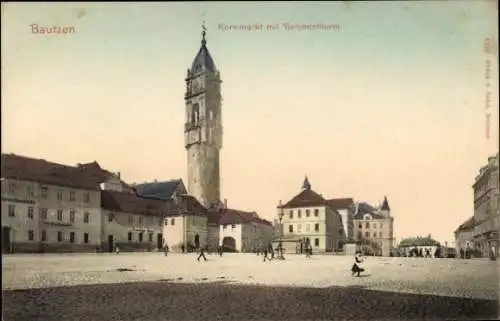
left=108, top=235, right=114, bottom=253
left=157, top=233, right=163, bottom=249
left=2, top=227, right=11, bottom=253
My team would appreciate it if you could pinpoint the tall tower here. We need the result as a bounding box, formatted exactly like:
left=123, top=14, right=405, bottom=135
left=184, top=24, right=223, bottom=209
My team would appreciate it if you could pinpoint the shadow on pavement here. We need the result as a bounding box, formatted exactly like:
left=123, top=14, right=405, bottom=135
left=3, top=281, right=498, bottom=321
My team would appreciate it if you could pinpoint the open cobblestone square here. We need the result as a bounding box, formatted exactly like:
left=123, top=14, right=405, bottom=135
left=2, top=253, right=499, bottom=320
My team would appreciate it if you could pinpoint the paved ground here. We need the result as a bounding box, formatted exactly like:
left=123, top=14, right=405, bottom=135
left=2, top=253, right=499, bottom=320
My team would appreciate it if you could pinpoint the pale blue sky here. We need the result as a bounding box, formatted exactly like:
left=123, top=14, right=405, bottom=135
left=2, top=1, right=498, bottom=244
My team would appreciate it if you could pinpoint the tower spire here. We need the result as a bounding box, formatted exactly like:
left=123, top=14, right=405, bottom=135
left=201, top=19, right=207, bottom=46
left=302, top=175, right=311, bottom=190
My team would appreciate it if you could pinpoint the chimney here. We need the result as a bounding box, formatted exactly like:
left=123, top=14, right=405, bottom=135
left=224, top=198, right=227, bottom=209
left=116, top=172, right=121, bottom=179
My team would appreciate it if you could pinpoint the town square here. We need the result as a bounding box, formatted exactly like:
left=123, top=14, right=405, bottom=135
left=2, top=1, right=499, bottom=320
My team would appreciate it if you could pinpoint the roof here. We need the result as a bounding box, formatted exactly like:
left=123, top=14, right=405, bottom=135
left=101, top=190, right=168, bottom=216
left=380, top=196, right=390, bottom=211
left=164, top=194, right=207, bottom=216
left=353, top=202, right=385, bottom=220
left=1, top=153, right=99, bottom=191
left=191, top=32, right=216, bottom=73
left=454, top=216, right=475, bottom=233
left=134, top=179, right=184, bottom=200
left=218, top=208, right=272, bottom=226
left=399, top=237, right=441, bottom=247
left=280, top=188, right=329, bottom=209
left=327, top=198, right=354, bottom=210
left=77, top=161, right=133, bottom=189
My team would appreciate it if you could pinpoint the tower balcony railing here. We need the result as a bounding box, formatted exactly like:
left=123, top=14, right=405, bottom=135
left=185, top=118, right=205, bottom=131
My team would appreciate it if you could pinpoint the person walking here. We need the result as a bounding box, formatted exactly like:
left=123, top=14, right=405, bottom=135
left=164, top=244, right=169, bottom=256
left=351, top=251, right=365, bottom=277
left=115, top=246, right=120, bottom=255
left=197, top=246, right=207, bottom=262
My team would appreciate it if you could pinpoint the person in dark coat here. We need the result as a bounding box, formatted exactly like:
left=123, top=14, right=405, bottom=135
left=197, top=246, right=207, bottom=262
left=351, top=251, right=365, bottom=277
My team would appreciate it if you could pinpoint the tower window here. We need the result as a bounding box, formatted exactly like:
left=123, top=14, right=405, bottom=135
left=209, top=110, right=214, bottom=120
left=192, top=103, right=200, bottom=123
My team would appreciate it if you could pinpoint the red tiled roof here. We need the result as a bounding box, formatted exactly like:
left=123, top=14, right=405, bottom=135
left=327, top=198, right=354, bottom=210
left=1, top=154, right=99, bottom=190
left=280, top=188, right=329, bottom=209
left=101, top=190, right=169, bottom=216
left=163, top=194, right=207, bottom=216
left=218, top=208, right=272, bottom=226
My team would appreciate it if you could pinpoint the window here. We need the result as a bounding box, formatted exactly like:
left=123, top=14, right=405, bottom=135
left=223, top=224, right=227, bottom=230
left=373, top=232, right=377, bottom=237
left=289, top=210, right=293, bottom=219
left=314, top=238, right=319, bottom=247
left=128, top=232, right=132, bottom=242
left=84, top=233, right=89, bottom=244
left=69, top=191, right=76, bottom=201
left=298, top=210, right=302, bottom=218
left=28, top=230, right=34, bottom=241
left=314, top=209, right=319, bottom=217
left=27, top=207, right=34, bottom=219
left=209, top=110, right=214, bottom=120
left=305, top=209, right=310, bottom=217
left=57, top=190, right=63, bottom=201
left=171, top=218, right=175, bottom=226
left=365, top=231, right=369, bottom=237
left=365, top=222, right=370, bottom=228
left=70, top=210, right=75, bottom=223
left=42, top=230, right=47, bottom=242
left=149, top=233, right=153, bottom=242
left=164, top=218, right=168, bottom=226
left=289, top=225, right=294, bottom=233
left=298, top=224, right=302, bottom=232
left=108, top=213, right=114, bottom=222
left=57, top=231, right=63, bottom=242
left=339, top=228, right=343, bottom=235
left=357, top=231, right=362, bottom=239
left=139, top=217, right=144, bottom=225
left=8, top=204, right=15, bottom=217
left=128, top=215, right=134, bottom=224
left=84, top=192, right=90, bottom=203
left=231, top=224, right=236, bottom=230
left=372, top=223, right=376, bottom=228
left=40, top=208, right=48, bottom=220
left=379, top=232, right=383, bottom=238
left=27, top=185, right=34, bottom=197
left=8, top=183, right=16, bottom=193
left=358, top=223, right=362, bottom=229
left=70, top=232, right=75, bottom=243
left=306, top=224, right=310, bottom=232
left=380, top=223, right=384, bottom=229
left=41, top=186, right=48, bottom=199
left=57, top=209, right=63, bottom=221
left=314, top=223, right=319, bottom=232
left=139, top=233, right=143, bottom=243
left=84, top=212, right=90, bottom=223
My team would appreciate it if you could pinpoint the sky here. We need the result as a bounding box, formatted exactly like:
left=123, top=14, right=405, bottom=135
left=2, top=1, right=499, bottom=245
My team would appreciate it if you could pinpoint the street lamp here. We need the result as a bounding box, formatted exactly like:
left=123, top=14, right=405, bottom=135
left=276, top=207, right=285, bottom=260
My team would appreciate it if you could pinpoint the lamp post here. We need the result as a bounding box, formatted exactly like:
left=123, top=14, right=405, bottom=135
left=276, top=207, right=285, bottom=260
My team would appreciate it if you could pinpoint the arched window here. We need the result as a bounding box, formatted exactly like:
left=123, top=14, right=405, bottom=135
left=192, top=103, right=200, bottom=123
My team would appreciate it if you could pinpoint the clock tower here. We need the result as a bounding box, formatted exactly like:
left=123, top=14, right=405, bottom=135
left=184, top=24, right=223, bottom=209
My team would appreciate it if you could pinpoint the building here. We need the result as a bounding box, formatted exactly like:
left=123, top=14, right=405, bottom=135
left=184, top=26, right=223, bottom=210
left=277, top=177, right=346, bottom=254
left=1, top=154, right=102, bottom=253
left=327, top=198, right=355, bottom=241
left=398, top=236, right=441, bottom=257
left=454, top=216, right=475, bottom=256
left=218, top=206, right=274, bottom=252
left=472, top=152, right=499, bottom=257
left=100, top=190, right=166, bottom=252
left=352, top=197, right=394, bottom=256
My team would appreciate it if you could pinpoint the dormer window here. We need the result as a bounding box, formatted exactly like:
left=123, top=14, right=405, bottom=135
left=364, top=214, right=372, bottom=220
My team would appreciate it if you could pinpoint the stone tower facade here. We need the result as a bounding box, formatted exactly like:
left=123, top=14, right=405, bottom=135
left=184, top=27, right=223, bottom=209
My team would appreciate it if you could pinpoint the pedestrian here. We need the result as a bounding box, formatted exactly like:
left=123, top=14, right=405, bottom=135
left=164, top=244, right=169, bottom=256
left=490, top=245, right=497, bottom=261
left=263, top=246, right=269, bottom=262
left=197, top=246, right=207, bottom=262
left=115, top=246, right=120, bottom=255
left=351, top=251, right=365, bottom=277
left=305, top=244, right=311, bottom=258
